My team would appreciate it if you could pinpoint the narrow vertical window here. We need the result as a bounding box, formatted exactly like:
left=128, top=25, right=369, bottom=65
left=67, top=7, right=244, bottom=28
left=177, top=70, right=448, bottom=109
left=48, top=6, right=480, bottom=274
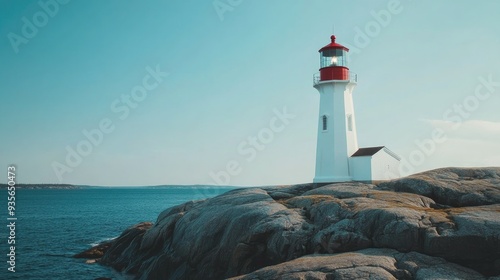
left=347, top=114, right=353, bottom=131
left=322, top=115, right=328, bottom=131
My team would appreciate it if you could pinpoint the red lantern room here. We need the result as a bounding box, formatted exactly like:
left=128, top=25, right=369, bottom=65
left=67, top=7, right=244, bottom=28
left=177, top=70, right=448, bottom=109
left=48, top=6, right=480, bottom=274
left=318, top=35, right=349, bottom=81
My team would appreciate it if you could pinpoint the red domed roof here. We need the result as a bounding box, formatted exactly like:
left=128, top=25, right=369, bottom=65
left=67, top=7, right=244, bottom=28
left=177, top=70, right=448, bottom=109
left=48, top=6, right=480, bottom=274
left=319, top=35, right=349, bottom=52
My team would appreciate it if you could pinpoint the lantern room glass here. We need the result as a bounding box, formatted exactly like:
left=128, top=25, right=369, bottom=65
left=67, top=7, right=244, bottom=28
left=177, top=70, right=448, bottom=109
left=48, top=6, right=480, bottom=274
left=320, top=49, right=347, bottom=68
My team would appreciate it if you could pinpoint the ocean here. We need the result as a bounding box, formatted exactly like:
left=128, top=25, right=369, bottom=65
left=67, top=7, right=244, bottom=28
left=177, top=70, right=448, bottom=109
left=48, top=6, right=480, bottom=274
left=0, top=187, right=236, bottom=280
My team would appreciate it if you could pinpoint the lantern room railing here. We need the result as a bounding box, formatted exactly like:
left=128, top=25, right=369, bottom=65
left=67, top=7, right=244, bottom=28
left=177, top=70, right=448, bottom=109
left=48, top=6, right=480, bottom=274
left=313, top=71, right=357, bottom=86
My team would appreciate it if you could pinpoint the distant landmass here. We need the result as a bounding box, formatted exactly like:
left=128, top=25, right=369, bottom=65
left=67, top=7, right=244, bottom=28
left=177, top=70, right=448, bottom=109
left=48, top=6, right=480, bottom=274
left=0, top=184, right=240, bottom=189
left=0, top=183, right=81, bottom=189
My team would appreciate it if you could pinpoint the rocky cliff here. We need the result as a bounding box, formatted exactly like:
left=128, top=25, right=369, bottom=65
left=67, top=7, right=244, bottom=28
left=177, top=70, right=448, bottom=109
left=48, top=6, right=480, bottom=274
left=82, top=168, right=500, bottom=279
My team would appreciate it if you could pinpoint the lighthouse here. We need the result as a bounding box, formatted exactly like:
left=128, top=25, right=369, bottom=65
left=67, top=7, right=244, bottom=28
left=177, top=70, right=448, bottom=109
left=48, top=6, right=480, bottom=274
left=313, top=35, right=401, bottom=183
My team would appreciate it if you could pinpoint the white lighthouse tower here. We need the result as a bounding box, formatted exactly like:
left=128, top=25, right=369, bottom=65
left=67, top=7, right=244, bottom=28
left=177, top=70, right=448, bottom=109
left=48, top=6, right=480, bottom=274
left=313, top=35, right=357, bottom=183
left=313, top=35, right=401, bottom=183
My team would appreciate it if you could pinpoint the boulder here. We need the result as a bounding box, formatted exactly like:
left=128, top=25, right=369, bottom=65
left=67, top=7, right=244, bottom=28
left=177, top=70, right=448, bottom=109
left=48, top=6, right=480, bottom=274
left=229, top=248, right=486, bottom=280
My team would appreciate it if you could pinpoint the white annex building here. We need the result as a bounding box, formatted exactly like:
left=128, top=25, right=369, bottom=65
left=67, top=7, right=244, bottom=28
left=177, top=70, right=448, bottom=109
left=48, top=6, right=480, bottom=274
left=313, top=35, right=401, bottom=183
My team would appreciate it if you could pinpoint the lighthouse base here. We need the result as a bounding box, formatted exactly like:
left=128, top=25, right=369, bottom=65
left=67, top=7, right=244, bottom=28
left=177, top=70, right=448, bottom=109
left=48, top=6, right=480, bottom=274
left=313, top=175, right=352, bottom=183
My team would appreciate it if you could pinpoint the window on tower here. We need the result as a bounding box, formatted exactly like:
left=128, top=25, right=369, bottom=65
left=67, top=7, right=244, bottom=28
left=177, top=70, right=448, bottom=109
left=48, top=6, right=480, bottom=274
left=347, top=114, right=353, bottom=131
left=320, top=49, right=347, bottom=68
left=322, top=115, right=328, bottom=131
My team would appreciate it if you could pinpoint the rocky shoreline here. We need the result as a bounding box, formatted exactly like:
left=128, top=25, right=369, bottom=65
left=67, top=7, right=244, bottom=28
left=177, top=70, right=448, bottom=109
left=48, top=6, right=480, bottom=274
left=76, top=167, right=500, bottom=279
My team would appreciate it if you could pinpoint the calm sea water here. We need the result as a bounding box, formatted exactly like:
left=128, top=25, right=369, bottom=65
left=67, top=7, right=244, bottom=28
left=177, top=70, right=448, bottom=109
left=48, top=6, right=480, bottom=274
left=0, top=187, right=235, bottom=280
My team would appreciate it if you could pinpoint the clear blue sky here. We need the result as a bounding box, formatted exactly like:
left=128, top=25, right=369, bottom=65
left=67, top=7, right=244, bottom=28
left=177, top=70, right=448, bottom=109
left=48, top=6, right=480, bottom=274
left=1, top=0, right=499, bottom=186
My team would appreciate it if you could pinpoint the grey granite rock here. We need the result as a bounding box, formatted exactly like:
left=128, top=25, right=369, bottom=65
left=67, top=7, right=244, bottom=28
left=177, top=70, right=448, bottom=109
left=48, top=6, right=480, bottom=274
left=230, top=249, right=486, bottom=280
left=86, top=167, right=500, bottom=279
